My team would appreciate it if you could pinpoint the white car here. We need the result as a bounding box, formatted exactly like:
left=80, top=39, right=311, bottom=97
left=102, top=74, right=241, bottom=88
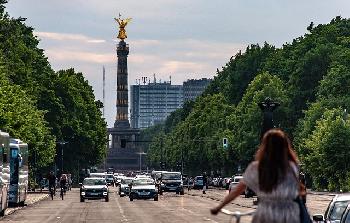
left=228, top=176, right=243, bottom=193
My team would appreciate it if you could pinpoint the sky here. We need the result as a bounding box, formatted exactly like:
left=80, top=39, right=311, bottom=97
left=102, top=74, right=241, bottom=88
left=5, top=0, right=350, bottom=127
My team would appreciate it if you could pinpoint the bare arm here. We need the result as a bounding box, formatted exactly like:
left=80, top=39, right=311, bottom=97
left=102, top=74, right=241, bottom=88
left=210, top=181, right=246, bottom=215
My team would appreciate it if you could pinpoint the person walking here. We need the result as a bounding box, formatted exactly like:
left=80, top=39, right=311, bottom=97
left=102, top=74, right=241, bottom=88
left=211, top=129, right=301, bottom=223
left=202, top=172, right=207, bottom=194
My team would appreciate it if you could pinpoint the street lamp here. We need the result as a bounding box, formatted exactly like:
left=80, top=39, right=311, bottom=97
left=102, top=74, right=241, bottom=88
left=258, top=97, right=280, bottom=140
left=57, top=140, right=68, bottom=175
left=137, top=151, right=147, bottom=172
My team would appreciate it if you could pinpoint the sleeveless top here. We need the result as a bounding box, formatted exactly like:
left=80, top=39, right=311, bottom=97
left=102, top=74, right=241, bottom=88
left=242, top=161, right=300, bottom=223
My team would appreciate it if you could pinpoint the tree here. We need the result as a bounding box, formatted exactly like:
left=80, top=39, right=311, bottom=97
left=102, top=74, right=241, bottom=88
left=227, top=72, right=290, bottom=168
left=303, top=108, right=350, bottom=191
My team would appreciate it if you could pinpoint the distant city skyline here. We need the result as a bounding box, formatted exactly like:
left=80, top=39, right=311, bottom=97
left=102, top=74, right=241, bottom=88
left=5, top=0, right=350, bottom=127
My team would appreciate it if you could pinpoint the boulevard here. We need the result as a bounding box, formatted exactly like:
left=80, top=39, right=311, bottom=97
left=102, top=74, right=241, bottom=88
left=0, top=187, right=333, bottom=223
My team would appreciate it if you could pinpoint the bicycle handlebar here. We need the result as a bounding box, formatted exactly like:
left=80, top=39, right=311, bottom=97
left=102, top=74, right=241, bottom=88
left=220, top=209, right=255, bottom=217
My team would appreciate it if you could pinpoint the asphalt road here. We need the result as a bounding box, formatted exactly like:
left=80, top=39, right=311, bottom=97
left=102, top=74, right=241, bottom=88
left=0, top=187, right=333, bottom=223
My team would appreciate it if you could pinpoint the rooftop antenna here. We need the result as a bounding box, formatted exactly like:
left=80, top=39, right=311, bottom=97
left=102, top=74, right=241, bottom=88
left=103, top=65, right=105, bottom=117
left=153, top=73, right=156, bottom=83
left=169, top=75, right=172, bottom=84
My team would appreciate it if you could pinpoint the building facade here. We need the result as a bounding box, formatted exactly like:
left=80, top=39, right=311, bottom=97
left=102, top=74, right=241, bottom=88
left=183, top=78, right=212, bottom=102
left=130, top=82, right=183, bottom=129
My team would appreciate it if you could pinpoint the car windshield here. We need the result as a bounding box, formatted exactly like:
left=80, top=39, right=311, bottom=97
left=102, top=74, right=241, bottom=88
left=83, top=178, right=106, bottom=186
left=234, top=178, right=242, bottom=183
left=330, top=201, right=350, bottom=220
left=121, top=179, right=133, bottom=184
left=90, top=174, right=105, bottom=178
left=133, top=178, right=154, bottom=185
left=162, top=173, right=181, bottom=180
left=196, top=177, right=203, bottom=180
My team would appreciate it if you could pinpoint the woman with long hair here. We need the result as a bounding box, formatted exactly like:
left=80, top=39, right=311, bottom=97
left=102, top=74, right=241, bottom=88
left=211, top=129, right=300, bottom=223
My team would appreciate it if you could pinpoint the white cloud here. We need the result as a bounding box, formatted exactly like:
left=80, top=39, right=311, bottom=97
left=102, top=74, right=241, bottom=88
left=34, top=31, right=106, bottom=44
left=45, top=48, right=115, bottom=64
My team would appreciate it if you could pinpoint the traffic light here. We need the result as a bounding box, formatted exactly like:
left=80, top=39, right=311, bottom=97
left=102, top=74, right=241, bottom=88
left=160, top=161, right=166, bottom=170
left=223, top=138, right=228, bottom=149
left=176, top=162, right=181, bottom=170
left=120, top=139, right=127, bottom=148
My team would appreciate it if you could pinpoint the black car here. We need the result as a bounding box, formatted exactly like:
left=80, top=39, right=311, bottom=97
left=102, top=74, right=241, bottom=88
left=160, top=172, right=184, bottom=195
left=80, top=177, right=109, bottom=202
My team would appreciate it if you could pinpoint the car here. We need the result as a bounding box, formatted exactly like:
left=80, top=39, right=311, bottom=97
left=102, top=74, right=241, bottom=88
left=105, top=174, right=115, bottom=186
left=313, top=194, right=350, bottom=223
left=129, top=178, right=158, bottom=201
left=79, top=177, right=109, bottom=202
left=340, top=204, right=350, bottom=223
left=160, top=172, right=184, bottom=195
left=228, top=175, right=243, bottom=193
left=193, top=176, right=204, bottom=189
left=119, top=177, right=133, bottom=197
left=89, top=172, right=106, bottom=179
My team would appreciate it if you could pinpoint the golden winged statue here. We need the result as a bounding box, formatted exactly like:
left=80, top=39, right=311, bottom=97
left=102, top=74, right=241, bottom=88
left=114, top=15, right=132, bottom=40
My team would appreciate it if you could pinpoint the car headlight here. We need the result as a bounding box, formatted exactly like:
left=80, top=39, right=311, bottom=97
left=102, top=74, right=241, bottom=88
left=103, top=192, right=108, bottom=195
left=81, top=192, right=85, bottom=195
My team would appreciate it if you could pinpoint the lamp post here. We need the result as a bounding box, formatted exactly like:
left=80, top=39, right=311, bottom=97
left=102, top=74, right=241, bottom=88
left=258, top=97, right=280, bottom=140
left=137, top=150, right=147, bottom=172
left=57, top=140, right=67, bottom=175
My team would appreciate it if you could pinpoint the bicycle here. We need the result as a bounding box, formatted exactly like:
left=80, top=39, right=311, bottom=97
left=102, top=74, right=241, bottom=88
left=220, top=209, right=255, bottom=223
left=49, top=185, right=55, bottom=200
left=60, top=186, right=65, bottom=200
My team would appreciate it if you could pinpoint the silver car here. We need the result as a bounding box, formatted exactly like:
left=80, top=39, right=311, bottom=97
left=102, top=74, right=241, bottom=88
left=313, top=194, right=350, bottom=223
left=119, top=177, right=133, bottom=197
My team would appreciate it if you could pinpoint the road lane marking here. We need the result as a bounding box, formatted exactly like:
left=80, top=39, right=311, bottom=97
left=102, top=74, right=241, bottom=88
left=115, top=194, right=128, bottom=222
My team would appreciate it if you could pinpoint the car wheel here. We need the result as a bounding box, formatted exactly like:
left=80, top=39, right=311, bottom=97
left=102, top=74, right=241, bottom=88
left=159, top=190, right=163, bottom=195
left=180, top=190, right=184, bottom=195
left=105, top=196, right=109, bottom=202
left=154, top=196, right=158, bottom=201
left=80, top=197, right=85, bottom=202
left=129, top=194, right=134, bottom=201
left=176, top=191, right=179, bottom=195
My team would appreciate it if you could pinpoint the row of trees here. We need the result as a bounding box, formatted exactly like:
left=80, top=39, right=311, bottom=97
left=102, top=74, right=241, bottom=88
left=144, top=16, right=350, bottom=190
left=0, top=1, right=107, bottom=180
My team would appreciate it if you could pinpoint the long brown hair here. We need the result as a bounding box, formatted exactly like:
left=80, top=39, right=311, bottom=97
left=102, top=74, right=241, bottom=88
left=256, top=129, right=298, bottom=192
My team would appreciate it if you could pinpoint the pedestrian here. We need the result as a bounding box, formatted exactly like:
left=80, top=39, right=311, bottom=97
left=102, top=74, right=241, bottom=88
left=202, top=172, right=207, bottom=194
left=210, top=129, right=302, bottom=223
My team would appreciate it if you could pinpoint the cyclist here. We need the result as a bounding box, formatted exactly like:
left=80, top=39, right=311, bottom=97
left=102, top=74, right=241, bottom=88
left=48, top=171, right=56, bottom=199
left=60, top=174, right=67, bottom=194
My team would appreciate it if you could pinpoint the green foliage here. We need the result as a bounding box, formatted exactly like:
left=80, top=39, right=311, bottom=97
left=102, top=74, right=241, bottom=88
left=54, top=69, right=107, bottom=170
left=228, top=72, right=290, bottom=167
left=303, top=109, right=350, bottom=191
left=144, top=17, right=350, bottom=186
left=0, top=64, right=56, bottom=167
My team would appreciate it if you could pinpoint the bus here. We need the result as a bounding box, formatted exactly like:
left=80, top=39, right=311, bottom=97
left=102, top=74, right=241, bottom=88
left=0, top=131, right=10, bottom=215
left=9, top=138, right=28, bottom=206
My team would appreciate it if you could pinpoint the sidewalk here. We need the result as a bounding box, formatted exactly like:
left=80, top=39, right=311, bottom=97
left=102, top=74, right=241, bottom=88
left=5, top=191, right=49, bottom=216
